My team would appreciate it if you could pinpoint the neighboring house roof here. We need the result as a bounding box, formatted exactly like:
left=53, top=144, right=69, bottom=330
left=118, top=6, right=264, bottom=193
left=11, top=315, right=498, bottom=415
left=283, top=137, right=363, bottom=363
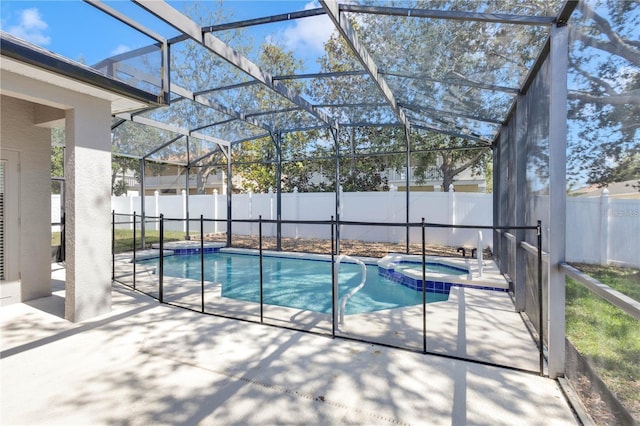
left=571, top=180, right=640, bottom=198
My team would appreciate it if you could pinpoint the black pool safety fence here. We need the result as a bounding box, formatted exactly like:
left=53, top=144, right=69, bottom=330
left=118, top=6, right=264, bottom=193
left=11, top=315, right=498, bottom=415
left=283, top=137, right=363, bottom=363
left=112, top=211, right=544, bottom=376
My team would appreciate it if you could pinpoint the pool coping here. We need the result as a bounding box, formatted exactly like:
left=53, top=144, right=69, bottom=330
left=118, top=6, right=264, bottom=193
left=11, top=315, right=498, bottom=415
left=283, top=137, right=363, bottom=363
left=125, top=244, right=508, bottom=294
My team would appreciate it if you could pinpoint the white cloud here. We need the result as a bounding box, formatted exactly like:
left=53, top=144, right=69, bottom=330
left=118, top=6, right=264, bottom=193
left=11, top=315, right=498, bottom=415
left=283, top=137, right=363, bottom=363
left=282, top=1, right=333, bottom=54
left=111, top=44, right=132, bottom=56
left=7, top=8, right=51, bottom=46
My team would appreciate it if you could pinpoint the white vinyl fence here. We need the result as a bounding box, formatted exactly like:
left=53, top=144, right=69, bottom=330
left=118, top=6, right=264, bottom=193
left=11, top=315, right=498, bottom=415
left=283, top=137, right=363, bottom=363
left=111, top=189, right=494, bottom=250
left=54, top=190, right=640, bottom=267
left=566, top=192, right=640, bottom=268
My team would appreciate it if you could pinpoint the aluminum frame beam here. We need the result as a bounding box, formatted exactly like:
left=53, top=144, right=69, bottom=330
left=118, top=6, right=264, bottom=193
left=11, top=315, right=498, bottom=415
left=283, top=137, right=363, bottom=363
left=143, top=135, right=184, bottom=159
left=115, top=112, right=231, bottom=152
left=133, top=0, right=337, bottom=130
left=380, top=70, right=520, bottom=95
left=203, top=8, right=326, bottom=32
left=339, top=4, right=556, bottom=26
left=400, top=102, right=504, bottom=125
left=192, top=80, right=260, bottom=96
left=274, top=70, right=367, bottom=80
left=189, top=118, right=237, bottom=134
left=546, top=23, right=569, bottom=379
left=85, top=0, right=169, bottom=102
left=411, top=123, right=492, bottom=144
left=320, top=0, right=408, bottom=127
left=170, top=83, right=270, bottom=132
left=0, top=32, right=162, bottom=106
left=276, top=69, right=520, bottom=96
left=314, top=102, right=388, bottom=108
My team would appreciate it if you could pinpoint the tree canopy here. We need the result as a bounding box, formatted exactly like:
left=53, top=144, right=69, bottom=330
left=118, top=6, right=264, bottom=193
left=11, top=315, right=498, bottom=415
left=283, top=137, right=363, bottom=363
left=567, top=1, right=640, bottom=191
left=73, top=0, right=637, bottom=195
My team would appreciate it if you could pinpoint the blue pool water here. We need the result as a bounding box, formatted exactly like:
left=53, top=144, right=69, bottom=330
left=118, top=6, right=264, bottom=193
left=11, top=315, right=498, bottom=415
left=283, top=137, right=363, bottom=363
left=139, top=252, right=450, bottom=314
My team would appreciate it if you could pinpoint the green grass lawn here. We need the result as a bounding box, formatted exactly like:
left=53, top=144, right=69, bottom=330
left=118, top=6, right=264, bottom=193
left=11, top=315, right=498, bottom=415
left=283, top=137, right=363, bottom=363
left=52, top=229, right=188, bottom=253
left=111, top=229, right=187, bottom=253
left=566, top=263, right=640, bottom=420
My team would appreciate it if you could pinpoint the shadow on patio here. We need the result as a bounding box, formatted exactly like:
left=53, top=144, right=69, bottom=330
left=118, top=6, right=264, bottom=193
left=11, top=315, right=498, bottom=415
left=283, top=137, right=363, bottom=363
left=0, top=264, right=578, bottom=425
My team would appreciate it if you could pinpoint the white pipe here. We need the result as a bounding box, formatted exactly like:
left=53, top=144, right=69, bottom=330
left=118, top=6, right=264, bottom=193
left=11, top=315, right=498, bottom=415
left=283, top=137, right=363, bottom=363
left=477, top=230, right=484, bottom=277
left=333, top=255, right=367, bottom=326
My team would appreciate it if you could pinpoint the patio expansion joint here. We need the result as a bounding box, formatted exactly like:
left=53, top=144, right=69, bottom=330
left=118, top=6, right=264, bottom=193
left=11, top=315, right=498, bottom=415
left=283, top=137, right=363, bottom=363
left=138, top=345, right=410, bottom=426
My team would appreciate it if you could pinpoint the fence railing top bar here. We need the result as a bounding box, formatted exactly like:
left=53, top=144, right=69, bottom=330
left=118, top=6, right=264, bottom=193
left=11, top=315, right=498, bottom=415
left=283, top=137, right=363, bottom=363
left=561, top=262, right=640, bottom=322
left=521, top=241, right=549, bottom=260
left=113, top=213, right=539, bottom=231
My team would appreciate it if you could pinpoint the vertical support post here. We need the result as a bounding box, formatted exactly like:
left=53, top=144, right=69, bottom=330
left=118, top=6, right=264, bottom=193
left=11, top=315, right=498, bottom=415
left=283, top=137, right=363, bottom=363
left=248, top=191, right=253, bottom=236
left=185, top=165, right=190, bottom=238
left=132, top=212, right=137, bottom=290
left=273, top=131, right=282, bottom=251
left=140, top=159, right=146, bottom=249
left=294, top=186, right=299, bottom=239
left=492, top=145, right=500, bottom=259
left=537, top=220, right=544, bottom=376
left=547, top=23, right=569, bottom=379
left=269, top=188, right=274, bottom=237
left=514, top=98, right=528, bottom=312
left=259, top=215, right=264, bottom=323
left=600, top=189, right=610, bottom=265
left=162, top=41, right=171, bottom=104
left=331, top=215, right=336, bottom=338
left=63, top=101, right=112, bottom=322
left=60, top=179, right=66, bottom=262
left=448, top=184, right=455, bottom=246
left=159, top=214, right=164, bottom=303
left=154, top=190, right=160, bottom=231
left=226, top=147, right=232, bottom=246
left=129, top=196, right=134, bottom=230
left=214, top=189, right=219, bottom=234
left=331, top=127, right=341, bottom=255
left=200, top=214, right=205, bottom=313
left=112, top=210, right=115, bottom=281
left=422, top=217, right=427, bottom=353
left=405, top=125, right=411, bottom=253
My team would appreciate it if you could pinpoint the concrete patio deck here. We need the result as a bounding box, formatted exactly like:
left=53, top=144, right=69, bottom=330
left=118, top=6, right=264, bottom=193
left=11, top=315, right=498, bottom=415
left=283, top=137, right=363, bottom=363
left=0, top=263, right=579, bottom=425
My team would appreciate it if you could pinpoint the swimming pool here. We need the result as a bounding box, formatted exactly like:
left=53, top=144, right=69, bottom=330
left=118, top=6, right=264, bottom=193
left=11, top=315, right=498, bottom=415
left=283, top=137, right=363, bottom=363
left=139, top=252, right=450, bottom=315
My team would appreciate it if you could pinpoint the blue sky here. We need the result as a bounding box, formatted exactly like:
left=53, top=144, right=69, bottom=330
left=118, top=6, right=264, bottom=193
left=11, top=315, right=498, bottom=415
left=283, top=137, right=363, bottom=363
left=0, top=1, right=334, bottom=71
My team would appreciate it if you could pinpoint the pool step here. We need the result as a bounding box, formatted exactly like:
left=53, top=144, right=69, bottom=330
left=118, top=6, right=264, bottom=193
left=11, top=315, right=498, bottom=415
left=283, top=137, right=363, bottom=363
left=377, top=254, right=508, bottom=293
left=150, top=241, right=226, bottom=255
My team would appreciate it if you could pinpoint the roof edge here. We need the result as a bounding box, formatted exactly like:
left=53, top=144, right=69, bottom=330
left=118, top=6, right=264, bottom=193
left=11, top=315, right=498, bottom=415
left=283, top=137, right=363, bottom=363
left=0, top=32, right=164, bottom=108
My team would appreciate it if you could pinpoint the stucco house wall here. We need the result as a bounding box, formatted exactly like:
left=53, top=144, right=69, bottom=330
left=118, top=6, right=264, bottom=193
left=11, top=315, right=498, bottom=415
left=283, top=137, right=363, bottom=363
left=0, top=95, right=52, bottom=304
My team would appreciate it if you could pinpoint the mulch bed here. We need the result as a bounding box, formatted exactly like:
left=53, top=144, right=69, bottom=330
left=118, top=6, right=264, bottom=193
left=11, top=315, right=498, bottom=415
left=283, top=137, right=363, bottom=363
left=198, top=233, right=492, bottom=259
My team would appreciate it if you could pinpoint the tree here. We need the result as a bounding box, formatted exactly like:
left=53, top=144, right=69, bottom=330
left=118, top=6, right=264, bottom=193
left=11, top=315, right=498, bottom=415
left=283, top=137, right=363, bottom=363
left=158, top=3, right=253, bottom=194
left=309, top=31, right=403, bottom=191
left=51, top=127, right=65, bottom=194
left=567, top=1, right=640, bottom=191
left=232, top=41, right=324, bottom=193
left=312, top=5, right=523, bottom=192
left=111, top=118, right=174, bottom=195
left=412, top=133, right=490, bottom=191
left=51, top=128, right=64, bottom=176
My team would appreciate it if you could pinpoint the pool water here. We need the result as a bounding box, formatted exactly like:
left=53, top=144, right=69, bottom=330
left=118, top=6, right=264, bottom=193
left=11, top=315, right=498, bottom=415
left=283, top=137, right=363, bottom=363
left=140, top=252, right=449, bottom=314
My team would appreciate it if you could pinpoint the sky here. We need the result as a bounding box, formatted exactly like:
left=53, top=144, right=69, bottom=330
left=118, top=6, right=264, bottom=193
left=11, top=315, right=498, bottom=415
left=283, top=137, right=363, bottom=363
left=0, top=0, right=334, bottom=71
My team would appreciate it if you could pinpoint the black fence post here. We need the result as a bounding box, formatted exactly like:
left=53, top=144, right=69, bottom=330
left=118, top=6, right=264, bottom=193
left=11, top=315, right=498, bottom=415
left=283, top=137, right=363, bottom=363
left=159, top=214, right=164, bottom=303
left=200, top=214, right=205, bottom=313
left=133, top=212, right=137, bottom=291
left=331, top=215, right=336, bottom=338
left=259, top=215, right=264, bottom=323
left=537, top=220, right=544, bottom=376
left=422, top=217, right=427, bottom=353
left=112, top=210, right=115, bottom=281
